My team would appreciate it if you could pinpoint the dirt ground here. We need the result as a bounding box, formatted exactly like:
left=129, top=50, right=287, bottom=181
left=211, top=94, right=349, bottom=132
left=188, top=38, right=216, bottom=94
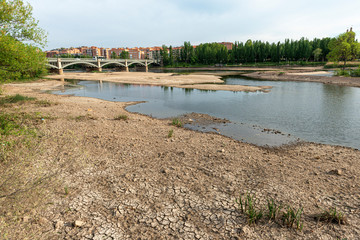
left=0, top=78, right=359, bottom=240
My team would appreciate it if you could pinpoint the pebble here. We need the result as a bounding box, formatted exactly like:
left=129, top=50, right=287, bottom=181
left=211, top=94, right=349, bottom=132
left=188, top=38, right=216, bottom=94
left=74, top=220, right=85, bottom=227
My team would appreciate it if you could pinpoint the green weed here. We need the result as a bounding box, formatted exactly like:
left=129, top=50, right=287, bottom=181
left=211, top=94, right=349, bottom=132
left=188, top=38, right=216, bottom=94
left=236, top=192, right=263, bottom=225
left=172, top=118, right=183, bottom=127
left=64, top=186, right=69, bottom=196
left=315, top=207, right=347, bottom=225
left=114, top=114, right=128, bottom=121
left=282, top=206, right=303, bottom=230
left=266, top=198, right=282, bottom=221
left=168, top=129, right=174, bottom=138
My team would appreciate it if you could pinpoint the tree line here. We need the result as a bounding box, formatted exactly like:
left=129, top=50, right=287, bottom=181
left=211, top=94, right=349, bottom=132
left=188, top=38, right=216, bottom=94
left=159, top=37, right=333, bottom=66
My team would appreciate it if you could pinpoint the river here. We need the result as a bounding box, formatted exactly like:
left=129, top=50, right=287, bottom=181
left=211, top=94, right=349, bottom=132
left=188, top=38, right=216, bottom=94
left=53, top=76, right=360, bottom=149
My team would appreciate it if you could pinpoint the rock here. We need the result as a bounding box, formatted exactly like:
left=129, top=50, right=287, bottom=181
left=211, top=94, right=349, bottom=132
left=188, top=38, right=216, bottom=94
left=55, top=220, right=64, bottom=230
left=38, top=217, right=50, bottom=226
left=74, top=220, right=85, bottom=227
left=23, top=216, right=31, bottom=223
left=329, top=169, right=343, bottom=175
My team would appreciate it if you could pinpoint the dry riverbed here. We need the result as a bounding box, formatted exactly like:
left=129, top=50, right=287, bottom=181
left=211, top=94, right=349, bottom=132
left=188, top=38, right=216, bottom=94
left=0, top=79, right=359, bottom=240
left=46, top=72, right=272, bottom=92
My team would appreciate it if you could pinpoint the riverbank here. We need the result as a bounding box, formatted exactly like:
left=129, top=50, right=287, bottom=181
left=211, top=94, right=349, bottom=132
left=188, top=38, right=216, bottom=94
left=0, top=80, right=359, bottom=239
left=243, top=71, right=360, bottom=88
left=46, top=72, right=272, bottom=92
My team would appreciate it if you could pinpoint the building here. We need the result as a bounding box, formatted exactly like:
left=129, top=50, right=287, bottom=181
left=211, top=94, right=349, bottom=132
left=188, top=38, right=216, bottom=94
left=218, top=42, right=233, bottom=50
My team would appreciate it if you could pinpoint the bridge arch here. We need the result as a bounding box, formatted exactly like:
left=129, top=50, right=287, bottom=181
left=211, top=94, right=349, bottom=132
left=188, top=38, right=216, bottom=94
left=127, top=61, right=146, bottom=67
left=101, top=62, right=126, bottom=68
left=45, top=63, right=58, bottom=69
left=62, top=61, right=98, bottom=69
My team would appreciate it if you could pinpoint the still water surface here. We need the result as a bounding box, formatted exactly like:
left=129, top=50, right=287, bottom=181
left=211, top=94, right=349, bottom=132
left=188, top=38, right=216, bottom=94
left=54, top=77, right=360, bottom=149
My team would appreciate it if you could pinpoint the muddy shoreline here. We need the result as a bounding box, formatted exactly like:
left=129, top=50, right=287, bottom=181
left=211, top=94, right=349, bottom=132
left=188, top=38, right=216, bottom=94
left=242, top=71, right=360, bottom=88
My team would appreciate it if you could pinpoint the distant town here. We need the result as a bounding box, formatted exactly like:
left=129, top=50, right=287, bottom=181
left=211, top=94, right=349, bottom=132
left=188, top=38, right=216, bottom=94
left=45, top=42, right=234, bottom=60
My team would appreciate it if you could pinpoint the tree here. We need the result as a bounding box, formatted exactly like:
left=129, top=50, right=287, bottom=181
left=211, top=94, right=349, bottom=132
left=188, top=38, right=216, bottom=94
left=0, top=0, right=47, bottom=47
left=0, top=34, right=47, bottom=81
left=0, top=0, right=47, bottom=82
left=111, top=51, right=118, bottom=59
left=327, top=29, right=360, bottom=69
left=119, top=51, right=129, bottom=59
left=313, top=48, right=322, bottom=62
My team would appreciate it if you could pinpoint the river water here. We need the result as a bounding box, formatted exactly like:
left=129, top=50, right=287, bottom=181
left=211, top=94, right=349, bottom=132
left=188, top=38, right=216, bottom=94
left=53, top=76, right=360, bottom=149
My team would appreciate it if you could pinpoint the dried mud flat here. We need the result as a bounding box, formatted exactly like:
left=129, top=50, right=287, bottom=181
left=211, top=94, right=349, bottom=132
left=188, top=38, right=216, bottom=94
left=1, top=80, right=360, bottom=240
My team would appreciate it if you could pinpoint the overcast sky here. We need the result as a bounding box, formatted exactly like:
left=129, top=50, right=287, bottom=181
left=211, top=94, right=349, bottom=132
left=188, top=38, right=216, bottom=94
left=26, top=0, right=360, bottom=50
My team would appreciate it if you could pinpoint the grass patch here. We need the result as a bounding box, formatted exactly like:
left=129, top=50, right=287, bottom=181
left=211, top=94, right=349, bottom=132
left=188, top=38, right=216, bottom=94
left=236, top=192, right=263, bottom=225
left=0, top=94, right=35, bottom=106
left=168, top=129, right=174, bottom=138
left=282, top=206, right=303, bottom=230
left=266, top=198, right=282, bottom=221
left=34, top=99, right=55, bottom=107
left=114, top=114, right=128, bottom=121
left=315, top=208, right=347, bottom=225
left=235, top=193, right=304, bottom=230
left=73, top=114, right=97, bottom=121
left=172, top=118, right=183, bottom=127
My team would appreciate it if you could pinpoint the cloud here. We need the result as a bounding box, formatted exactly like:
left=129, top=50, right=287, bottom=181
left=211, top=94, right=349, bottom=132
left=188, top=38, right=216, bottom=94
left=26, top=0, right=360, bottom=50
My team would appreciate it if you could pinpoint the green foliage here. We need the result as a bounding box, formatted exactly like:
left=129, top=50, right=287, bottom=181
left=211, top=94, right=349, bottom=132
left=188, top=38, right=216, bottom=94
left=119, top=51, right=129, bottom=59
left=313, top=48, right=322, bottom=62
left=327, top=29, right=360, bottom=69
left=266, top=199, right=282, bottom=220
left=235, top=192, right=263, bottom=225
left=315, top=207, right=347, bottom=225
left=163, top=37, right=331, bottom=67
left=335, top=69, right=351, bottom=77
left=0, top=112, right=39, bottom=139
left=114, top=114, right=128, bottom=120
left=0, top=34, right=47, bottom=82
left=167, top=129, right=173, bottom=138
left=0, top=0, right=47, bottom=82
left=282, top=206, right=303, bottom=230
left=0, top=94, right=35, bottom=105
left=0, top=0, right=47, bottom=46
left=171, top=118, right=183, bottom=127
left=350, top=67, right=360, bottom=77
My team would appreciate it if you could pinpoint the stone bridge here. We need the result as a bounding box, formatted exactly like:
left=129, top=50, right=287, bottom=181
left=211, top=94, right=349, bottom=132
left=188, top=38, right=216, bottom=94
left=46, top=58, right=159, bottom=74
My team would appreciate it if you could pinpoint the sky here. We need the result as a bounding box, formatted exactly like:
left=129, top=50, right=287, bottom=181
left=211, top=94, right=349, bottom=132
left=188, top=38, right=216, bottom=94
left=26, top=0, right=360, bottom=50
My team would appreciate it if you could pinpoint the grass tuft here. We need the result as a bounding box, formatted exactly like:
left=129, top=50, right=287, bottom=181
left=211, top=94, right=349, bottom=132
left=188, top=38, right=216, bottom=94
left=114, top=114, right=128, bottom=121
left=168, top=129, right=174, bottom=138
left=266, top=198, right=282, bottom=221
left=315, top=207, right=347, bottom=225
left=236, top=192, right=263, bottom=225
left=172, top=118, right=183, bottom=127
left=282, top=206, right=303, bottom=230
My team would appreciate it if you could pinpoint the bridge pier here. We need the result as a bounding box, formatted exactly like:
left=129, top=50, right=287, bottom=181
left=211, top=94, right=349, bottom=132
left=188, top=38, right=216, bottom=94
left=58, top=69, right=64, bottom=75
